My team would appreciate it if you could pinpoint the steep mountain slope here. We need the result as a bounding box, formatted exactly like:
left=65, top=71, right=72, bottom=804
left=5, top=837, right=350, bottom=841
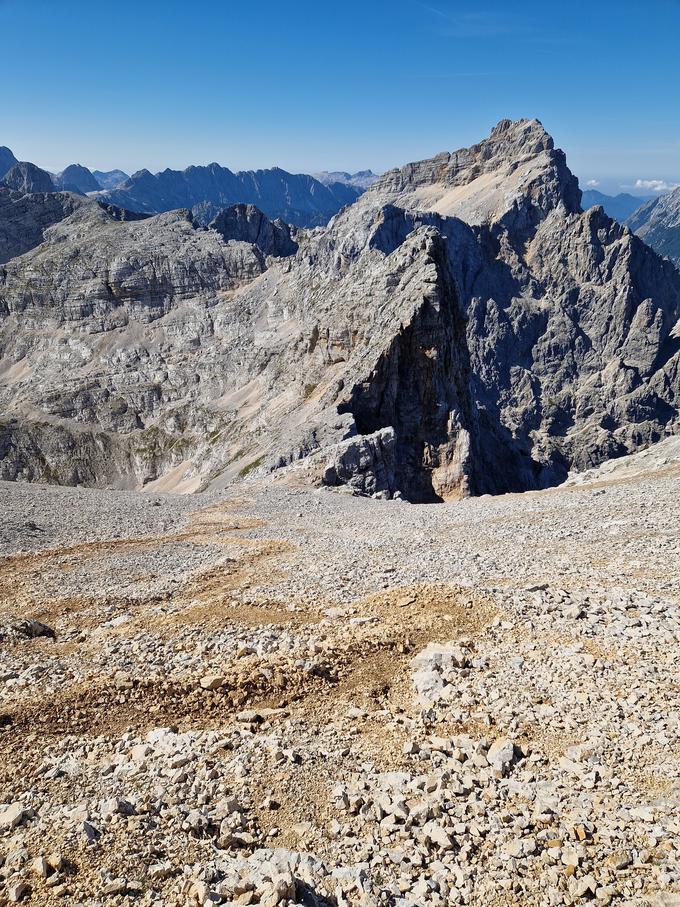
left=0, top=146, right=19, bottom=179
left=1, top=119, right=679, bottom=498
left=97, top=164, right=362, bottom=227
left=581, top=189, right=652, bottom=221
left=626, top=187, right=680, bottom=267
left=53, top=163, right=101, bottom=194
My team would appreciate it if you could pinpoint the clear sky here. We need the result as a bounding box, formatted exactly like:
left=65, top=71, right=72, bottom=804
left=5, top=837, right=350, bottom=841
left=2, top=0, right=679, bottom=195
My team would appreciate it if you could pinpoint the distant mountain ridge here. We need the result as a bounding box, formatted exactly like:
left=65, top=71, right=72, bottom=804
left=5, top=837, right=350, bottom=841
left=2, top=118, right=680, bottom=499
left=581, top=189, right=652, bottom=222
left=92, top=169, right=130, bottom=190
left=1, top=161, right=55, bottom=194
left=314, top=170, right=379, bottom=190
left=96, top=163, right=363, bottom=227
left=0, top=145, right=368, bottom=228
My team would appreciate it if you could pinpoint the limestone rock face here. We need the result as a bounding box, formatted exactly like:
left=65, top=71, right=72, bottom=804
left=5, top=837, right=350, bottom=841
left=0, top=119, right=679, bottom=498
left=627, top=187, right=680, bottom=268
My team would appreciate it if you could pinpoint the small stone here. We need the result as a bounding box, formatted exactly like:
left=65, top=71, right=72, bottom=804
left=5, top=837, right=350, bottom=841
left=604, top=849, right=632, bottom=870
left=0, top=802, right=25, bottom=830
left=200, top=674, right=226, bottom=690
left=504, top=838, right=524, bottom=858
left=8, top=881, right=29, bottom=903
left=486, top=737, right=515, bottom=769
left=424, top=822, right=455, bottom=851
left=236, top=709, right=261, bottom=723
left=130, top=743, right=152, bottom=761
left=102, top=878, right=127, bottom=896
left=46, top=852, right=64, bottom=872
left=573, top=874, right=597, bottom=897
left=149, top=861, right=173, bottom=880
left=82, top=820, right=101, bottom=843
left=32, top=856, right=51, bottom=878
left=16, top=619, right=56, bottom=639
left=101, top=796, right=135, bottom=818
left=561, top=846, right=581, bottom=867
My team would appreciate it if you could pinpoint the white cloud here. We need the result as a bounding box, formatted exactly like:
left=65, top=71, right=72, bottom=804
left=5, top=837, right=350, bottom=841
left=634, top=178, right=680, bottom=193
left=586, top=179, right=600, bottom=187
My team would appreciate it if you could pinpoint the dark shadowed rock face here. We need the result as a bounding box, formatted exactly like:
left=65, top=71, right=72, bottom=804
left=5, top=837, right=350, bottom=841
left=1, top=161, right=55, bottom=194
left=209, top=204, right=298, bottom=257
left=0, top=118, right=679, bottom=497
left=627, top=187, right=680, bottom=268
left=98, top=163, right=362, bottom=228
left=53, top=163, right=101, bottom=194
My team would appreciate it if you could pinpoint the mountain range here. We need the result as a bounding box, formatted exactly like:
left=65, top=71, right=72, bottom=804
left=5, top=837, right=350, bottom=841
left=0, top=148, right=365, bottom=229
left=1, top=118, right=678, bottom=499
left=4, top=145, right=679, bottom=268
left=97, top=164, right=363, bottom=227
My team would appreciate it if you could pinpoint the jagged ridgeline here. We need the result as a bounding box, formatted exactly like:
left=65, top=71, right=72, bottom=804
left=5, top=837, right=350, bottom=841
left=1, top=119, right=679, bottom=499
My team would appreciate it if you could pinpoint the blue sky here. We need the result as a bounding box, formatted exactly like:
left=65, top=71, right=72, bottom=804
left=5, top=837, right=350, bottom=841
left=1, top=0, right=679, bottom=195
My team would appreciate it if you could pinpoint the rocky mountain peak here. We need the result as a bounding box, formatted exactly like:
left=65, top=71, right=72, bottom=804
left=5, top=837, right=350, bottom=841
left=53, top=163, right=100, bottom=195
left=1, top=161, right=55, bottom=194
left=365, top=118, right=581, bottom=230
